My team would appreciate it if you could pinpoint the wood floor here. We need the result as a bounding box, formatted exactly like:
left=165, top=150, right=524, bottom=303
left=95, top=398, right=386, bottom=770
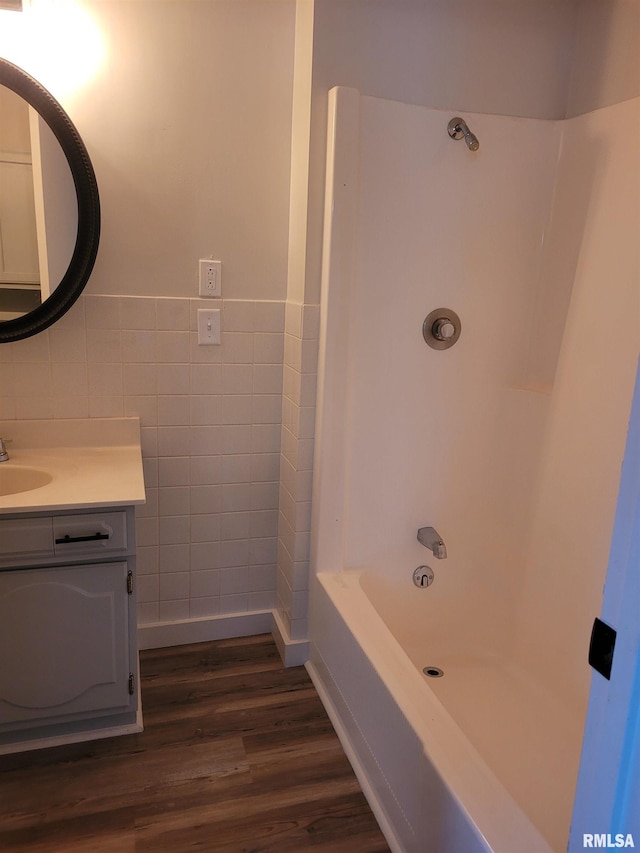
left=0, top=635, right=390, bottom=852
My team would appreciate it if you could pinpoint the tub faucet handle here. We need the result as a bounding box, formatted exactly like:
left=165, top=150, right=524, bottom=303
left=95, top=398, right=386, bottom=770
left=417, top=526, right=447, bottom=559
left=0, top=438, right=9, bottom=462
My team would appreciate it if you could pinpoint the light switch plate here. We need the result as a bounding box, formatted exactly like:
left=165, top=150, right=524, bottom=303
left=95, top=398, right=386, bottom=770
left=197, top=308, right=220, bottom=345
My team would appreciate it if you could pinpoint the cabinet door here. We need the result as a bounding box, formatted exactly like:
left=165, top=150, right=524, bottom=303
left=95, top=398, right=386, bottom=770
left=0, top=562, right=133, bottom=727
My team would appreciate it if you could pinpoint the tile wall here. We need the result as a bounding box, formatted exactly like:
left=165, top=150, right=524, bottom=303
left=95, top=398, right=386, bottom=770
left=276, top=301, right=319, bottom=640
left=0, top=294, right=288, bottom=626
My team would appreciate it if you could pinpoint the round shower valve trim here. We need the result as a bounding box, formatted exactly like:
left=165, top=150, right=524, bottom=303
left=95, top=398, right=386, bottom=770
left=413, top=566, right=434, bottom=588
left=423, top=308, right=462, bottom=350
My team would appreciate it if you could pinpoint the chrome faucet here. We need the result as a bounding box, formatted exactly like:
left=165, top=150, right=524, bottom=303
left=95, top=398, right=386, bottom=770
left=417, top=526, right=447, bottom=559
left=0, top=438, right=9, bottom=462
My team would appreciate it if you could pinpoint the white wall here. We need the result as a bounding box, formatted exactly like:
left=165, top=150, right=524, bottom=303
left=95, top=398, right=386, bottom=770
left=514, top=96, right=640, bottom=712
left=312, top=0, right=578, bottom=120
left=0, top=1, right=297, bottom=632
left=299, top=0, right=638, bottom=309
left=567, top=0, right=640, bottom=117
left=68, top=0, right=296, bottom=301
left=299, top=0, right=580, bottom=306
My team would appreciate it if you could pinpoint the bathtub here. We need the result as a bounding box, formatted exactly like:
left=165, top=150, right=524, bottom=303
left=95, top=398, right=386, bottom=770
left=307, top=570, right=581, bottom=853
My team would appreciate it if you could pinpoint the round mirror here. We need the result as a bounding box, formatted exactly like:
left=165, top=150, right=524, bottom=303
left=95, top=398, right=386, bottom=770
left=0, top=57, right=100, bottom=342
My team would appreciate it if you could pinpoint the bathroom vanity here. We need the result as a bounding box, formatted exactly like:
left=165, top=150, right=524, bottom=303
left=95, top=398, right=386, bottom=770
left=0, top=418, right=146, bottom=754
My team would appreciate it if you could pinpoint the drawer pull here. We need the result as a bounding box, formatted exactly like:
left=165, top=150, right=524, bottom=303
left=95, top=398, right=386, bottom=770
left=55, top=532, right=110, bottom=544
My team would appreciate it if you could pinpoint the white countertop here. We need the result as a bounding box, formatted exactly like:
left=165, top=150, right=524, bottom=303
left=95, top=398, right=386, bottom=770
left=0, top=418, right=146, bottom=515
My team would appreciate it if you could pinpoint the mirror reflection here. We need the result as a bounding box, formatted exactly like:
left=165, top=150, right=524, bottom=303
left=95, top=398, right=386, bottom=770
left=0, top=83, right=77, bottom=322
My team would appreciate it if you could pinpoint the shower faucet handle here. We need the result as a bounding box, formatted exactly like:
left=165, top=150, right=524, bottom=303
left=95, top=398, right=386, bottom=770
left=432, top=318, right=456, bottom=341
left=417, top=526, right=447, bottom=559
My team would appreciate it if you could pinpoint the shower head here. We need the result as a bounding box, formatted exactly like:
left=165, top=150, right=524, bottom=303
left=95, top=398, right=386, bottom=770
left=464, top=130, right=479, bottom=151
left=447, top=117, right=479, bottom=151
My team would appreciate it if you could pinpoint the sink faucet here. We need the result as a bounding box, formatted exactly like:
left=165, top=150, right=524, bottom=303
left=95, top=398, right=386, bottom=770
left=0, top=438, right=9, bottom=462
left=417, top=526, right=447, bottom=559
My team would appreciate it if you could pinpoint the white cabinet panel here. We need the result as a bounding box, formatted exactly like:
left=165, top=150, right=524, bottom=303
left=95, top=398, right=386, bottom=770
left=0, top=561, right=133, bottom=726
left=0, top=505, right=140, bottom=752
left=0, top=517, right=53, bottom=562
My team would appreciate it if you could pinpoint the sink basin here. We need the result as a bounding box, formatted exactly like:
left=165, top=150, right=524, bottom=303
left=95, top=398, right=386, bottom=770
left=0, top=466, right=53, bottom=496
left=0, top=418, right=146, bottom=513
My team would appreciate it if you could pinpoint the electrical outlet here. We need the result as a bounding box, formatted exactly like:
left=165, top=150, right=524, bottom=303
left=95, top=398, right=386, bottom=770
left=198, top=259, right=221, bottom=297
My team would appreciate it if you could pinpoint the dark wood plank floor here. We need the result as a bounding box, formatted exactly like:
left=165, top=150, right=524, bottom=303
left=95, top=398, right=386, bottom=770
left=0, top=634, right=390, bottom=852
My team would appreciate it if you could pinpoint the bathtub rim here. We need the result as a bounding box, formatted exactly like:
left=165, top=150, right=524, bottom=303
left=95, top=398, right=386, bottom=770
left=311, top=568, right=553, bottom=853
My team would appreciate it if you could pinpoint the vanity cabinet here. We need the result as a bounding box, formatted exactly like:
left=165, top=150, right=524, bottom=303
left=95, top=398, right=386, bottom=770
left=0, top=506, right=141, bottom=753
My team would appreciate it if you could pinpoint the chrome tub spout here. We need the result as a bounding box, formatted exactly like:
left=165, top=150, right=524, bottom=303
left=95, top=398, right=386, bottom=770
left=417, top=526, right=447, bottom=559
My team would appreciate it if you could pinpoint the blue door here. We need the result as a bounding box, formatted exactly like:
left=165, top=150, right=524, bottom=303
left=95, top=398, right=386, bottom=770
left=569, top=358, right=640, bottom=850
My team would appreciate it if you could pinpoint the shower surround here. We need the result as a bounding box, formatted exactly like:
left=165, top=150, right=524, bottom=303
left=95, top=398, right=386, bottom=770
left=308, top=87, right=639, bottom=851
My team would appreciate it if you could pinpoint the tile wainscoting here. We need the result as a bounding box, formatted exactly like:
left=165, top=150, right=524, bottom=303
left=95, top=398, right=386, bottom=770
left=276, top=301, right=319, bottom=644
left=0, top=294, right=318, bottom=655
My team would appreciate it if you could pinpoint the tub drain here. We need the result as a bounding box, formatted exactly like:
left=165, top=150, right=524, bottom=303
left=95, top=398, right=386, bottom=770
left=423, top=666, right=444, bottom=678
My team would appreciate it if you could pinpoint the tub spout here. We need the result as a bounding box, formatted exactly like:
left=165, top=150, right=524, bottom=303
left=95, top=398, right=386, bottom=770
left=417, top=527, right=447, bottom=559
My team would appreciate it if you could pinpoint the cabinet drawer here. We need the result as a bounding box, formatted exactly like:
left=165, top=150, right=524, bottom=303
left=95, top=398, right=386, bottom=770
left=0, top=517, right=54, bottom=562
left=53, top=511, right=128, bottom=556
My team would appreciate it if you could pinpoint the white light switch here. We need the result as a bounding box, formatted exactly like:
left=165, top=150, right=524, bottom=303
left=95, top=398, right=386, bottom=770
left=197, top=308, right=221, bottom=345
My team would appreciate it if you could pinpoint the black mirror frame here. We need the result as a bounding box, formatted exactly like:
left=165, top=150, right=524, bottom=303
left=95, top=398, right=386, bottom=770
left=0, top=58, right=100, bottom=342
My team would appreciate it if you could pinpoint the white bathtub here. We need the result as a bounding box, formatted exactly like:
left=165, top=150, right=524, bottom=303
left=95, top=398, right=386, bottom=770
left=308, top=570, right=581, bottom=853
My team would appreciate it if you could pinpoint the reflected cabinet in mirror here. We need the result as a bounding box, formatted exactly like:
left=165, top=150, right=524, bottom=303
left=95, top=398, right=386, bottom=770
left=0, top=58, right=100, bottom=342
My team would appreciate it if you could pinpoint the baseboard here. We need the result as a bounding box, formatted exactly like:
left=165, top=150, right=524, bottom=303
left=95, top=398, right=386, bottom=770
left=138, top=610, right=273, bottom=650
left=137, top=609, right=310, bottom=668
left=270, top=609, right=310, bottom=667
left=0, top=718, right=144, bottom=756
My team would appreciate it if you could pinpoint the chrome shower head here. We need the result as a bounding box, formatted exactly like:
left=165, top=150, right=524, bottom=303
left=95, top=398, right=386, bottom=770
left=464, top=130, right=479, bottom=151
left=447, top=117, right=479, bottom=151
